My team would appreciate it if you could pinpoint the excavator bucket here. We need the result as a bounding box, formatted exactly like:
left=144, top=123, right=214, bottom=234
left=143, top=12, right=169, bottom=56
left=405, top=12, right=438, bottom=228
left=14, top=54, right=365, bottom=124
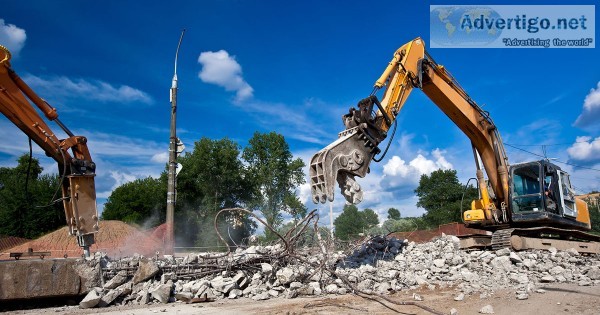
left=310, top=127, right=377, bottom=204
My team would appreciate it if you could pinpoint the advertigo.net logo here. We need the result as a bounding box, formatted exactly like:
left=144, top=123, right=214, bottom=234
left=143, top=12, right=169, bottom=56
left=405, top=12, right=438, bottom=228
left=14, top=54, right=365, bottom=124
left=430, top=5, right=595, bottom=48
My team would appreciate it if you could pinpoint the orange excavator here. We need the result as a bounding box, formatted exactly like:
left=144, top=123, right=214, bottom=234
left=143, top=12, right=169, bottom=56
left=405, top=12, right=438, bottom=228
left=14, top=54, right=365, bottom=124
left=0, top=45, right=98, bottom=257
left=310, top=38, right=599, bottom=253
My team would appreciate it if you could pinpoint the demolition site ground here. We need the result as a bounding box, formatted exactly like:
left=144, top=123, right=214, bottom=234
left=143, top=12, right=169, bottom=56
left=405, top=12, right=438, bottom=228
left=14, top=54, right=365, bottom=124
left=1, top=212, right=599, bottom=315
left=1, top=282, right=598, bottom=315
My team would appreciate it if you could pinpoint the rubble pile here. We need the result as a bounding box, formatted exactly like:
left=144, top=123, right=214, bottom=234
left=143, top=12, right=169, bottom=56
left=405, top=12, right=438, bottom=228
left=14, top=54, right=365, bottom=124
left=80, top=234, right=600, bottom=309
left=338, top=235, right=407, bottom=268
left=338, top=235, right=600, bottom=297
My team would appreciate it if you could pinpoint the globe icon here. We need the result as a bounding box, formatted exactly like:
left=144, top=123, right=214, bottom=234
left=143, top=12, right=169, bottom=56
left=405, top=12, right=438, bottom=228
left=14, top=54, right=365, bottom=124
left=430, top=6, right=503, bottom=47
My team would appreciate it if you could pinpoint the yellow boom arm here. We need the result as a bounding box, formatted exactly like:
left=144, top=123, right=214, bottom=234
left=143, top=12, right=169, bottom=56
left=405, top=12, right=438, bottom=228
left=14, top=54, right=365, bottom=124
left=310, top=38, right=510, bottom=226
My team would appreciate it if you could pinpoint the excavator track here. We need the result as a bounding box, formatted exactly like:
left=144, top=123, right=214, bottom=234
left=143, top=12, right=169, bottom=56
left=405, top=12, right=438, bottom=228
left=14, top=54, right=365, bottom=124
left=462, top=227, right=600, bottom=254
left=491, top=228, right=515, bottom=250
left=482, top=227, right=600, bottom=254
left=509, top=227, right=600, bottom=254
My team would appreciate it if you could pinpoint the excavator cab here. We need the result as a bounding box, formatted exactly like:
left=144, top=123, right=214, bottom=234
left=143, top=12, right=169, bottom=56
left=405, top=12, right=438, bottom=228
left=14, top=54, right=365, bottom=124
left=508, top=160, right=590, bottom=230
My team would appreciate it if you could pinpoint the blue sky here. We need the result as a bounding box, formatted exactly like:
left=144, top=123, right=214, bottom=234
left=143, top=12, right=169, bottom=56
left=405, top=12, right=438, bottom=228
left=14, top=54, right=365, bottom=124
left=1, top=1, right=599, bottom=227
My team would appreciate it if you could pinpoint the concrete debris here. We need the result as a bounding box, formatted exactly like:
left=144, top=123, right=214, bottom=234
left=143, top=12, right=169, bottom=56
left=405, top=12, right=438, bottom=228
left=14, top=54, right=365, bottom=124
left=98, top=288, right=121, bottom=307
left=150, top=283, right=172, bottom=304
left=454, top=293, right=465, bottom=301
left=412, top=292, right=423, bottom=301
left=103, top=270, right=128, bottom=289
left=1, top=258, right=101, bottom=301
left=73, top=234, right=599, bottom=309
left=133, top=259, right=159, bottom=284
left=516, top=292, right=529, bottom=300
left=79, top=288, right=102, bottom=309
left=228, top=289, right=243, bottom=299
left=174, top=291, right=192, bottom=301
left=479, top=304, right=494, bottom=314
left=261, top=263, right=273, bottom=274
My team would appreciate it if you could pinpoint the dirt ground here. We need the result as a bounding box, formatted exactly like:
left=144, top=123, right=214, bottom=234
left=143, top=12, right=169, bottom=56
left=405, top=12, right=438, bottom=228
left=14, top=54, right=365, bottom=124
left=3, top=282, right=599, bottom=315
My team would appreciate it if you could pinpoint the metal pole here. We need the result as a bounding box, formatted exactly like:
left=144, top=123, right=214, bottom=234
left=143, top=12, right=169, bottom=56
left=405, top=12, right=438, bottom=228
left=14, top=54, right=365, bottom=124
left=329, top=201, right=334, bottom=239
left=166, top=29, right=185, bottom=255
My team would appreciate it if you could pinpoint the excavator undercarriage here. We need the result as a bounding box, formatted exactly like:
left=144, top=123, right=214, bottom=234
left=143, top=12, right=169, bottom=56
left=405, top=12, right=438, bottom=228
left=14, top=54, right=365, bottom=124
left=459, top=227, right=600, bottom=254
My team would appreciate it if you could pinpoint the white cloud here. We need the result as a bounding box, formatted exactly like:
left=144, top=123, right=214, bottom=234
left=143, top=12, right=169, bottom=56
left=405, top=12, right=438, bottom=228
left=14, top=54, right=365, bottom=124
left=198, top=50, right=253, bottom=103
left=22, top=74, right=154, bottom=104
left=383, top=149, right=453, bottom=180
left=151, top=152, right=169, bottom=163
left=0, top=19, right=26, bottom=57
left=109, top=170, right=137, bottom=189
left=196, top=51, right=337, bottom=146
left=381, top=149, right=453, bottom=200
left=298, top=182, right=312, bottom=205
left=432, top=148, right=453, bottom=169
left=574, top=81, right=600, bottom=130
left=567, top=136, right=600, bottom=164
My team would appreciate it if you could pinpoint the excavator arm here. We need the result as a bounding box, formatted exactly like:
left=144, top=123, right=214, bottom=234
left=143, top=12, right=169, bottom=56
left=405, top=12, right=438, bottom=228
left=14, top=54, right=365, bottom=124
left=310, top=38, right=510, bottom=226
left=0, top=45, right=98, bottom=255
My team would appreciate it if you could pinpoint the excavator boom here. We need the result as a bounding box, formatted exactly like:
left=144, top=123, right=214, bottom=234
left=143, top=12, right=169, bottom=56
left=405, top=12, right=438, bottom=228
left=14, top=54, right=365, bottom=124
left=311, top=38, right=510, bottom=227
left=0, top=45, right=98, bottom=255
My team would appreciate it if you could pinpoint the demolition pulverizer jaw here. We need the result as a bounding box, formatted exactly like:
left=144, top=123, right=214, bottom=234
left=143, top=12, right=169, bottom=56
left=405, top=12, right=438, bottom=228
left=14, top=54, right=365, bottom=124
left=310, top=95, right=391, bottom=205
left=337, top=172, right=364, bottom=204
left=309, top=126, right=375, bottom=205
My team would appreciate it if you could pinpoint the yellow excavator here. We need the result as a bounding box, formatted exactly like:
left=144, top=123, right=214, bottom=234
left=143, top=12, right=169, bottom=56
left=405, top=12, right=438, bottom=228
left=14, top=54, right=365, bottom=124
left=310, top=38, right=599, bottom=253
left=0, top=45, right=98, bottom=257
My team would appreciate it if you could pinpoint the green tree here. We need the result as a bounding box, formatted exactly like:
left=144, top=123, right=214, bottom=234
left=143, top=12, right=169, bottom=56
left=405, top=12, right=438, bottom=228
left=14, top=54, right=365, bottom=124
left=334, top=204, right=363, bottom=240
left=176, top=137, right=255, bottom=249
left=102, top=176, right=166, bottom=227
left=380, top=217, right=418, bottom=234
left=387, top=208, right=401, bottom=220
left=242, top=132, right=306, bottom=240
left=334, top=205, right=380, bottom=240
left=415, top=169, right=477, bottom=228
left=362, top=208, right=379, bottom=229
left=586, top=195, right=600, bottom=234
left=0, top=155, right=66, bottom=239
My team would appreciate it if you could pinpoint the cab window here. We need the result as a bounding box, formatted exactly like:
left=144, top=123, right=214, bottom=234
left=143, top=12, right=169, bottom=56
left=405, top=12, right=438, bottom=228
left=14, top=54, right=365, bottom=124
left=512, top=163, right=542, bottom=212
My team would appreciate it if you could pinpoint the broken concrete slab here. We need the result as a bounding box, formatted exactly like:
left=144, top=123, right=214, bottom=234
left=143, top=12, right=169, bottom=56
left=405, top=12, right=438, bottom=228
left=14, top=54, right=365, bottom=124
left=79, top=288, right=102, bottom=309
left=0, top=258, right=97, bottom=301
left=150, top=283, right=172, bottom=303
left=132, top=259, right=159, bottom=284
left=138, top=289, right=150, bottom=305
left=175, top=291, right=193, bottom=301
left=98, top=288, right=120, bottom=307
left=104, top=270, right=128, bottom=289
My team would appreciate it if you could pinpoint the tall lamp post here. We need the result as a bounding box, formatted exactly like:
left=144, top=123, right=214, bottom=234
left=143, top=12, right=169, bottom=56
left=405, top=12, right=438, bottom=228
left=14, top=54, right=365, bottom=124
left=166, top=29, right=185, bottom=255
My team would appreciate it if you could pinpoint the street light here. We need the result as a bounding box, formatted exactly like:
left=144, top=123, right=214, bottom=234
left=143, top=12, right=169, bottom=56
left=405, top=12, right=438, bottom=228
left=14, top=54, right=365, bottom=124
left=166, top=29, right=185, bottom=255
